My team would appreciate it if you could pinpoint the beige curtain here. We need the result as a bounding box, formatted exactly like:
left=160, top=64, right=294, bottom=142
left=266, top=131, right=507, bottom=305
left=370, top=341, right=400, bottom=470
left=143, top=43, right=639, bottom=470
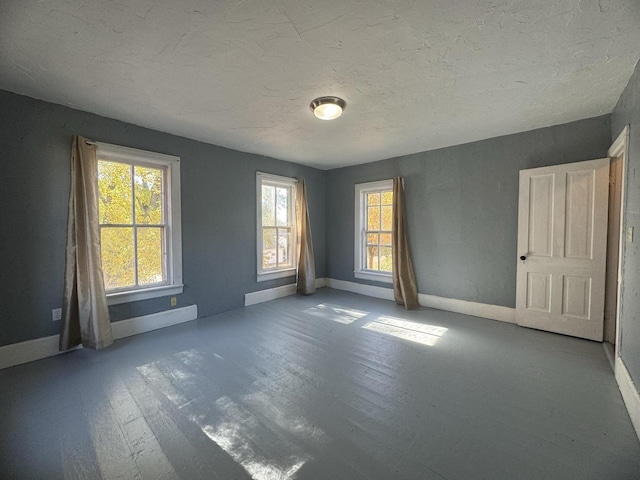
left=59, top=136, right=113, bottom=351
left=392, top=177, right=419, bottom=309
left=296, top=179, right=316, bottom=295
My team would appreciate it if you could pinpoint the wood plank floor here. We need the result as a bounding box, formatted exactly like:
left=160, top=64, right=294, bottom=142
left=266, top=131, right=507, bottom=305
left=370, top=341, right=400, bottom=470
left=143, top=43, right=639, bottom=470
left=1, top=288, right=639, bottom=479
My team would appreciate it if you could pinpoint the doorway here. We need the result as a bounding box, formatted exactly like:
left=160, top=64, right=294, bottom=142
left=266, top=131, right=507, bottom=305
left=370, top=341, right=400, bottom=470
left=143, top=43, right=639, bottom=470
left=514, top=127, right=629, bottom=344
left=604, top=126, right=629, bottom=364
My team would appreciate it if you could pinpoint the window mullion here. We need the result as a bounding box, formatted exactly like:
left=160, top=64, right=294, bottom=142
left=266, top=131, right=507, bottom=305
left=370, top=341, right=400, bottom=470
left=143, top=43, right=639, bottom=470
left=99, top=223, right=168, bottom=228
left=378, top=198, right=382, bottom=271
left=362, top=193, right=367, bottom=270
left=163, top=167, right=169, bottom=283
left=359, top=192, right=369, bottom=270
left=277, top=227, right=281, bottom=269
left=273, top=186, right=278, bottom=269
left=362, top=225, right=367, bottom=270
left=290, top=186, right=295, bottom=259
left=131, top=164, right=139, bottom=287
left=262, top=226, right=267, bottom=270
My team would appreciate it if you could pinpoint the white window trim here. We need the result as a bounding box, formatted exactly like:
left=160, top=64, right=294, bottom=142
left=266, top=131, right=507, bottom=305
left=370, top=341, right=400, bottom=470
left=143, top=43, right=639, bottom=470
left=256, top=172, right=298, bottom=282
left=354, top=179, right=393, bottom=284
left=95, top=142, right=183, bottom=305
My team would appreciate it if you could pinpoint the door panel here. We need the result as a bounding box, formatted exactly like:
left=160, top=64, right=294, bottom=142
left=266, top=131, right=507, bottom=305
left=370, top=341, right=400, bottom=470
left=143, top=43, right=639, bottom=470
left=516, top=158, right=609, bottom=341
left=562, top=275, right=591, bottom=319
left=526, top=273, right=551, bottom=312
left=565, top=170, right=594, bottom=259
left=528, top=175, right=554, bottom=256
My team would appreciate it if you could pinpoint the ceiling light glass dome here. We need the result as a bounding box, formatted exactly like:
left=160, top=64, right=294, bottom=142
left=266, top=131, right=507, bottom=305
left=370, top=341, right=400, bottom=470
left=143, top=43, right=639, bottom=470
left=310, top=96, right=346, bottom=120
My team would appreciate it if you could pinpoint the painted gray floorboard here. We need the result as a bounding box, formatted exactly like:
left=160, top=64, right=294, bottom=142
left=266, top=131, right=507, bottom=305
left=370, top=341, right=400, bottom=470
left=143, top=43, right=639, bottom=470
left=0, top=289, right=639, bottom=480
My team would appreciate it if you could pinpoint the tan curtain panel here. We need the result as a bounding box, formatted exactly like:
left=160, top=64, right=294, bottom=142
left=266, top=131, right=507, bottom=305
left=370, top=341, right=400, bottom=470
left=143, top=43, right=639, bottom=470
left=392, top=177, right=419, bottom=309
left=296, top=179, right=316, bottom=295
left=59, top=136, right=113, bottom=351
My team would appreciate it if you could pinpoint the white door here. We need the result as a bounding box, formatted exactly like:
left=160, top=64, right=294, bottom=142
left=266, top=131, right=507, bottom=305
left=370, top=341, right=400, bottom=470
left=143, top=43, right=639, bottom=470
left=516, top=158, right=610, bottom=341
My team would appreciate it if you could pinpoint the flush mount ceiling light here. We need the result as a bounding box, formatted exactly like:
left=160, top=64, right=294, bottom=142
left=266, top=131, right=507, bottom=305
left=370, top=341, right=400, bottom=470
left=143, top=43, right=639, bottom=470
left=310, top=96, right=346, bottom=120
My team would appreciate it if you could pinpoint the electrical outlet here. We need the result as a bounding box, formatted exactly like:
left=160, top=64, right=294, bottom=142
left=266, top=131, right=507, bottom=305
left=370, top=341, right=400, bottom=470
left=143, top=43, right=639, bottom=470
left=627, top=226, right=634, bottom=243
left=170, top=297, right=177, bottom=307
left=52, top=308, right=62, bottom=321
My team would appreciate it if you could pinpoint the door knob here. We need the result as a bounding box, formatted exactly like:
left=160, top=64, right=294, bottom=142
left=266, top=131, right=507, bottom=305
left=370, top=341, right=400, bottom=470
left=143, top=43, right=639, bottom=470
left=520, top=255, right=527, bottom=261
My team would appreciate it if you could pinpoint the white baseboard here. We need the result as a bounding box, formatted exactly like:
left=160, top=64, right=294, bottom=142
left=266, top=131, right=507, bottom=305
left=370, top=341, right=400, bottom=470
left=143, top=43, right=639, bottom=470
left=245, top=284, right=297, bottom=306
left=244, top=277, right=326, bottom=306
left=0, top=305, right=198, bottom=370
left=325, top=278, right=395, bottom=301
left=0, top=335, right=82, bottom=371
left=325, top=278, right=515, bottom=324
left=111, top=305, right=198, bottom=338
left=615, top=356, right=640, bottom=441
left=603, top=342, right=615, bottom=371
left=418, top=293, right=515, bottom=323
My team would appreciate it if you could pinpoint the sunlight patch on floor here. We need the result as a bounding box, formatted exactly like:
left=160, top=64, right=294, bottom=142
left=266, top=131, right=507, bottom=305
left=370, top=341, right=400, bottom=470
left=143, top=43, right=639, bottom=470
left=242, top=389, right=326, bottom=444
left=199, top=413, right=307, bottom=480
left=138, top=351, right=311, bottom=480
left=137, top=363, right=190, bottom=406
left=362, top=316, right=448, bottom=346
left=303, top=303, right=369, bottom=324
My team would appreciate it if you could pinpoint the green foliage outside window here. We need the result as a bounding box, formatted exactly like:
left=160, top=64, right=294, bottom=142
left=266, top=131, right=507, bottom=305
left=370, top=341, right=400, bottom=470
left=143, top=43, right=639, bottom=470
left=98, top=160, right=165, bottom=290
left=366, top=190, right=393, bottom=272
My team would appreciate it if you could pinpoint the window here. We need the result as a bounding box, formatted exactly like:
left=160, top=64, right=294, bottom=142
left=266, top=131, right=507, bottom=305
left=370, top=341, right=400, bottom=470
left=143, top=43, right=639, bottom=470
left=96, top=142, right=182, bottom=305
left=355, top=179, right=393, bottom=283
left=257, top=172, right=297, bottom=281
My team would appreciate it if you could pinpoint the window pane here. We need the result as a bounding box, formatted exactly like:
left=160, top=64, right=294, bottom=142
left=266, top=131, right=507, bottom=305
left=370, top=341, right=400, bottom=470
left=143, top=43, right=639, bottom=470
left=98, top=161, right=132, bottom=224
left=262, top=227, right=277, bottom=269
left=137, top=227, right=164, bottom=285
left=381, top=206, right=392, bottom=231
left=367, top=206, right=380, bottom=230
left=278, top=228, right=291, bottom=266
left=134, top=166, right=163, bottom=224
left=380, top=246, right=392, bottom=272
left=380, top=233, right=392, bottom=246
left=262, top=185, right=275, bottom=226
left=381, top=191, right=393, bottom=205
left=367, top=192, right=380, bottom=206
left=101, top=227, right=135, bottom=289
left=366, top=233, right=379, bottom=246
left=365, top=246, right=379, bottom=270
left=276, top=187, right=289, bottom=226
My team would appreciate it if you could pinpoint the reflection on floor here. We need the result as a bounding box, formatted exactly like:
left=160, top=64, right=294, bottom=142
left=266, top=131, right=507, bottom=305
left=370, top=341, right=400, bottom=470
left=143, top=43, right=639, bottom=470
left=303, top=303, right=368, bottom=324
left=137, top=349, right=314, bottom=479
left=363, top=316, right=447, bottom=346
left=0, top=288, right=639, bottom=479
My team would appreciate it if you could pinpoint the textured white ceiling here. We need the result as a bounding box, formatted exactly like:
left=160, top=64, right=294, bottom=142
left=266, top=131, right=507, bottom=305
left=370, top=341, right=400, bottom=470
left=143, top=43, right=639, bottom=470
left=1, top=0, right=639, bottom=169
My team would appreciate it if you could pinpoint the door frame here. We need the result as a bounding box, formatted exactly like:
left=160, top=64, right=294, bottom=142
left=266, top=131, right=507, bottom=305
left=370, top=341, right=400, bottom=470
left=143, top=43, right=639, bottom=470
left=608, top=125, right=629, bottom=359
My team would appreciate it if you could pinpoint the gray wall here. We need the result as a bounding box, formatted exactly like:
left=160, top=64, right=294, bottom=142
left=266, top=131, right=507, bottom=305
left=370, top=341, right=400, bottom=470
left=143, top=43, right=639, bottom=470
left=0, top=88, right=621, bottom=350
left=612, top=60, right=640, bottom=387
left=0, top=90, right=325, bottom=347
left=326, top=116, right=612, bottom=308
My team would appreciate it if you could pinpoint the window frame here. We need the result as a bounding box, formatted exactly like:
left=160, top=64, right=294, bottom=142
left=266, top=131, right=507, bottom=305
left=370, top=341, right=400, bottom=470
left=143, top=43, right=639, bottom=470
left=354, top=179, right=394, bottom=284
left=95, top=142, right=183, bottom=305
left=256, top=172, right=297, bottom=282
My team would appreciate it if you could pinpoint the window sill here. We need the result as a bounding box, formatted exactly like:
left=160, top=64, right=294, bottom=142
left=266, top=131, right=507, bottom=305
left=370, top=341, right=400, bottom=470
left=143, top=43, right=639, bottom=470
left=107, top=284, right=184, bottom=306
left=257, top=268, right=297, bottom=282
left=354, top=270, right=393, bottom=284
